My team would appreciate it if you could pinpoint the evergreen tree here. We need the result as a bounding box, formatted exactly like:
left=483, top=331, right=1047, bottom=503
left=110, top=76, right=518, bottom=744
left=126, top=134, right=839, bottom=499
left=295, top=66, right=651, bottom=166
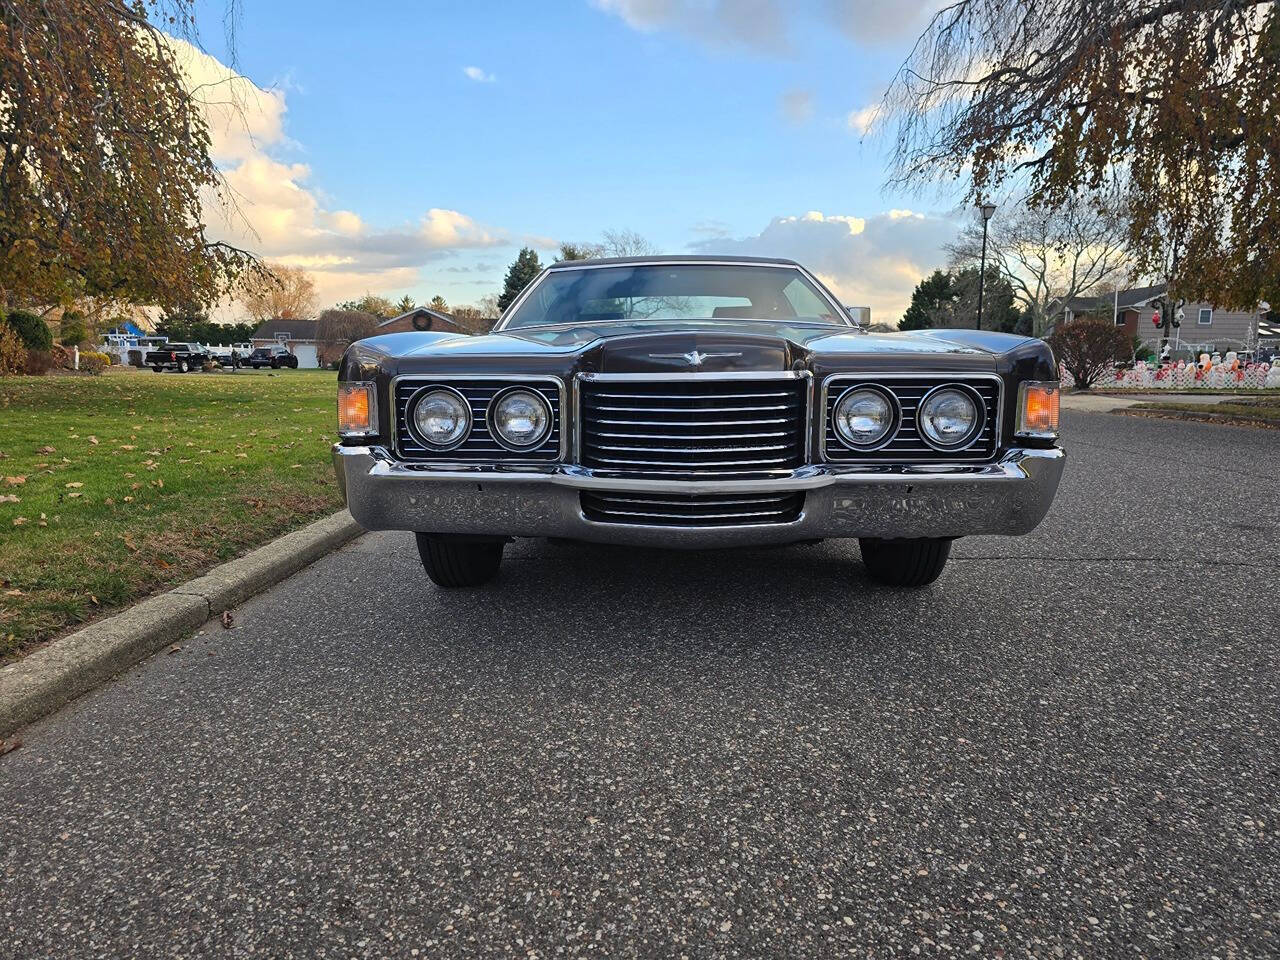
left=497, top=248, right=544, bottom=311
left=899, top=270, right=953, bottom=331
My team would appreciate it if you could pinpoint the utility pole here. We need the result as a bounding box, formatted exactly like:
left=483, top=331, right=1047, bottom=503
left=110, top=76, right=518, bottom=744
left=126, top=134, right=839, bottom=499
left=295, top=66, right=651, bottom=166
left=976, top=202, right=996, bottom=330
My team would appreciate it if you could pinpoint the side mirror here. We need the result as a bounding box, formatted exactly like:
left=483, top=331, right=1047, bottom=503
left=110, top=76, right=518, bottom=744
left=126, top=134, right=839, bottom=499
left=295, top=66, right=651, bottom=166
left=845, top=306, right=869, bottom=329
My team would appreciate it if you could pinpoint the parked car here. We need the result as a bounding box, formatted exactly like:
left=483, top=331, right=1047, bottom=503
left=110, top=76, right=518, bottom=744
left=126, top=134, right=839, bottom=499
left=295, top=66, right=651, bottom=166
left=333, top=256, right=1065, bottom=588
left=248, top=345, right=299, bottom=369
left=145, top=343, right=208, bottom=373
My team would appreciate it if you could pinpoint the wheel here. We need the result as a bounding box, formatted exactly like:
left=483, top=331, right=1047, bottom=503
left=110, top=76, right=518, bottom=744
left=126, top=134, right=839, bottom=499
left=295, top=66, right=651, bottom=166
left=178, top=359, right=189, bottom=373
left=152, top=366, right=162, bottom=373
left=415, top=534, right=504, bottom=588
left=858, top=537, right=953, bottom=587
left=270, top=359, right=279, bottom=369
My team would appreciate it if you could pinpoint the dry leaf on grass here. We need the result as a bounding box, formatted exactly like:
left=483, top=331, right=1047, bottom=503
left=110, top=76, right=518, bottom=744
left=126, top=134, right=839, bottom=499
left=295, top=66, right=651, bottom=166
left=0, top=494, right=19, bottom=503
left=65, top=482, right=83, bottom=489
left=37, top=445, right=56, bottom=454
left=88, top=436, right=99, bottom=445
left=12, top=517, right=27, bottom=526
left=3, top=476, right=25, bottom=486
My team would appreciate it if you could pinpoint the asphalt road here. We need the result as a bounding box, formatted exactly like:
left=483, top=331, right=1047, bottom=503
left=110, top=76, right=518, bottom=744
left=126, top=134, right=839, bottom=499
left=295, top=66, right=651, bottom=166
left=3, top=411, right=1278, bottom=959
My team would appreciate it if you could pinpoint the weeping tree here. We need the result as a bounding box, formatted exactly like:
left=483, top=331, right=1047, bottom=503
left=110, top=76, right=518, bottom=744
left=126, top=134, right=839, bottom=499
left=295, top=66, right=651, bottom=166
left=0, top=1, right=253, bottom=309
left=885, top=1, right=1279, bottom=309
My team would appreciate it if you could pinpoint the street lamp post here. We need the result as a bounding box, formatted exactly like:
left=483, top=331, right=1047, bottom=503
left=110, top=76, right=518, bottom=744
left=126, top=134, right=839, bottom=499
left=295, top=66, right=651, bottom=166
left=975, top=202, right=997, bottom=330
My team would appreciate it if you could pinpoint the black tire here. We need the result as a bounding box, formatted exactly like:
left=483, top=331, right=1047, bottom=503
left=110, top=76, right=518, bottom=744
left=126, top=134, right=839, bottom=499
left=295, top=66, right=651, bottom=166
left=415, top=534, right=504, bottom=588
left=858, top=537, right=953, bottom=587
left=152, top=366, right=162, bottom=373
left=178, top=359, right=190, bottom=373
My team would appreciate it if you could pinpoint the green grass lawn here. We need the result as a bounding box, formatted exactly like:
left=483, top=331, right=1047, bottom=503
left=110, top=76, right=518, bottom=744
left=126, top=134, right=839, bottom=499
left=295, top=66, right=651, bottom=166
left=0, top=368, right=342, bottom=660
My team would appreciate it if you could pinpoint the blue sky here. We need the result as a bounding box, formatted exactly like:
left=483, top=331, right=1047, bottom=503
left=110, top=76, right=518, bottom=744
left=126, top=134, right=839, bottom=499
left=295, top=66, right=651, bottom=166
left=188, top=0, right=962, bottom=321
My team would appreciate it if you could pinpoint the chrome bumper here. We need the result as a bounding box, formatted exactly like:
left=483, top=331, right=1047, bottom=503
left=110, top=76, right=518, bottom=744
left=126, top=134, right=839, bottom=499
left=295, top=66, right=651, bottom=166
left=333, top=444, right=1065, bottom=547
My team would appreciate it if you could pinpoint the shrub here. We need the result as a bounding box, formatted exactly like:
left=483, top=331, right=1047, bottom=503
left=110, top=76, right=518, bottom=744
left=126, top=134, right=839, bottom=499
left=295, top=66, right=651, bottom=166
left=24, top=349, right=55, bottom=375
left=79, top=351, right=110, bottom=375
left=5, top=310, right=53, bottom=351
left=1047, top=316, right=1130, bottom=390
left=51, top=344, right=73, bottom=369
left=59, top=310, right=88, bottom=345
left=0, top=326, right=24, bottom=375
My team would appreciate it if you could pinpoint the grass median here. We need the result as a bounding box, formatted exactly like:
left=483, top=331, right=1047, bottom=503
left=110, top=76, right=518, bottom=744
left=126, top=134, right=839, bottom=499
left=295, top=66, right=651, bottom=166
left=1132, top=393, right=1280, bottom=423
left=0, top=368, right=342, bottom=661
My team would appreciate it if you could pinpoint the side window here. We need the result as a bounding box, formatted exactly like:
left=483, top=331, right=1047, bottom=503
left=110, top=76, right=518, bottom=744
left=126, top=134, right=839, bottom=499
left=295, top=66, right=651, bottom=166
left=782, top=277, right=834, bottom=320
left=1198, top=308, right=1213, bottom=325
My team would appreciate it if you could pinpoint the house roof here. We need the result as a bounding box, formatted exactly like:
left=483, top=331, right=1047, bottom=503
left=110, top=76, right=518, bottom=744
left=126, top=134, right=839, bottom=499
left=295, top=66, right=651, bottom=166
left=545, top=254, right=800, bottom=270
left=1056, top=283, right=1170, bottom=315
left=376, top=307, right=458, bottom=329
left=251, top=318, right=318, bottom=340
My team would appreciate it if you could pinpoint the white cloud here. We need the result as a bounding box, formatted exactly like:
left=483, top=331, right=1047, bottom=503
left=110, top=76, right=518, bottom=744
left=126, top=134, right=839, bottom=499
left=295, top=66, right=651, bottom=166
left=591, top=0, right=946, bottom=52
left=846, top=103, right=879, bottom=136
left=166, top=37, right=508, bottom=310
left=691, top=209, right=959, bottom=322
left=462, top=65, right=496, bottom=83
left=591, top=0, right=793, bottom=53
left=780, top=89, right=814, bottom=124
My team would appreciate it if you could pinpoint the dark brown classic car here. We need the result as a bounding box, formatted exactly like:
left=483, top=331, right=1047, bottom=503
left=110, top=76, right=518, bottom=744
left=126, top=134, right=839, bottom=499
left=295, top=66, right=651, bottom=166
left=333, top=256, right=1064, bottom=588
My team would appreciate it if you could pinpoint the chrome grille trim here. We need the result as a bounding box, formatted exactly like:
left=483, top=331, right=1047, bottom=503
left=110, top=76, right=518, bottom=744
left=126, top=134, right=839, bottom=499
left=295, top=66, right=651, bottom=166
left=391, top=374, right=566, bottom=463
left=821, top=372, right=1003, bottom=463
left=575, top=372, right=811, bottom=480
left=580, top=490, right=805, bottom=527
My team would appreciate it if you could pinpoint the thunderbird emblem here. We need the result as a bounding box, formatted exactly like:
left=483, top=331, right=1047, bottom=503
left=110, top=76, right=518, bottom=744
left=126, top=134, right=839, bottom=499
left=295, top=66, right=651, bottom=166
left=649, top=350, right=743, bottom=367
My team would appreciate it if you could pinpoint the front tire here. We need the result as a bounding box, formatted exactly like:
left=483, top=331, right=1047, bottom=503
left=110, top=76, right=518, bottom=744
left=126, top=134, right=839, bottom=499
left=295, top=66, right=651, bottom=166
left=859, top=537, right=952, bottom=587
left=415, top=534, right=504, bottom=588
left=178, top=359, right=190, bottom=373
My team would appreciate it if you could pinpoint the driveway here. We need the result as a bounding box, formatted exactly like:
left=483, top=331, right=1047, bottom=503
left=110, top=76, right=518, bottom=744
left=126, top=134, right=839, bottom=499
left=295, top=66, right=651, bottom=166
left=2, top=412, right=1278, bottom=958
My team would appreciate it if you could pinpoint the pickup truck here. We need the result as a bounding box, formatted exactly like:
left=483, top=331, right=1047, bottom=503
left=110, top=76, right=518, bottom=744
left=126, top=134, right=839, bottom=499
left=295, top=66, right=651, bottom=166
left=145, top=343, right=208, bottom=373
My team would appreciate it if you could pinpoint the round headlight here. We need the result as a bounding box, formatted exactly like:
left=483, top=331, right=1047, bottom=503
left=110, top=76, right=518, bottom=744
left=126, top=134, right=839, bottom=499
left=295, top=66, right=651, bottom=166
left=833, top=386, right=898, bottom=449
left=917, top=386, right=981, bottom=448
left=412, top=387, right=471, bottom=449
left=488, top=388, right=551, bottom=450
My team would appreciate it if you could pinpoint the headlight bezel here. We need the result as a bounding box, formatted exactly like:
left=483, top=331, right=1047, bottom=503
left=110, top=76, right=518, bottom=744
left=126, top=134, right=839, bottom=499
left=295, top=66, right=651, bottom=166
left=916, top=383, right=985, bottom=450
left=831, top=384, right=901, bottom=451
left=408, top=385, right=473, bottom=451
left=486, top=386, right=553, bottom=451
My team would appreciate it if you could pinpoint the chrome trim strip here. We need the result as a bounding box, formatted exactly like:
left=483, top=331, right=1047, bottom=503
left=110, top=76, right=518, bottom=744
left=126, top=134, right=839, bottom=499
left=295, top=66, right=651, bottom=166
left=581, top=371, right=807, bottom=382
left=390, top=373, right=567, bottom=463
left=818, top=372, right=1004, bottom=464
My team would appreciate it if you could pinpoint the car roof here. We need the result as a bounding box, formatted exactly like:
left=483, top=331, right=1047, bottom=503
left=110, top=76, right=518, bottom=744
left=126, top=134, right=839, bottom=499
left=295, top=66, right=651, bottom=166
left=545, top=255, right=800, bottom=271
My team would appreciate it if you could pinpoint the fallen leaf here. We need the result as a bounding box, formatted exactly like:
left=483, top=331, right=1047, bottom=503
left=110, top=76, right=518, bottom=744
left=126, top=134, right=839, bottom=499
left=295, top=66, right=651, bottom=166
left=87, top=436, right=99, bottom=445
left=0, top=494, right=18, bottom=504
left=0, top=737, right=20, bottom=756
left=12, top=517, right=27, bottom=526
left=65, top=482, right=83, bottom=489
left=89, top=595, right=99, bottom=604
left=167, top=644, right=181, bottom=655
left=119, top=444, right=136, bottom=451
left=3, top=476, right=25, bottom=486
left=123, top=496, right=134, bottom=502
left=68, top=492, right=82, bottom=499
left=37, top=445, right=56, bottom=454
left=4, top=589, right=21, bottom=596
left=221, top=610, right=235, bottom=629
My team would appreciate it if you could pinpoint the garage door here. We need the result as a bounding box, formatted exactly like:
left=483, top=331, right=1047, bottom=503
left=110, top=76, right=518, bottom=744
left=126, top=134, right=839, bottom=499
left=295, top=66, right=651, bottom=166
left=292, top=344, right=319, bottom=368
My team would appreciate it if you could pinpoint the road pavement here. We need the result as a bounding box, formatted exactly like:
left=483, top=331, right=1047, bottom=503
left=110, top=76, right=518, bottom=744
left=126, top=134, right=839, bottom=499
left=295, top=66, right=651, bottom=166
left=2, top=411, right=1278, bottom=958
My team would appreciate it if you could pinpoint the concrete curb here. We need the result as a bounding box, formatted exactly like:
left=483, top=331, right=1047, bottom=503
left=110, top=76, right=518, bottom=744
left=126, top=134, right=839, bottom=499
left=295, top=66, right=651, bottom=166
left=0, top=509, right=364, bottom=737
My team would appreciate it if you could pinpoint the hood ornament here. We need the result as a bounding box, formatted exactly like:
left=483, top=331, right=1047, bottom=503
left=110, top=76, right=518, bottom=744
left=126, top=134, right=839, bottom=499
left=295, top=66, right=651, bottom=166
left=649, top=350, right=743, bottom=367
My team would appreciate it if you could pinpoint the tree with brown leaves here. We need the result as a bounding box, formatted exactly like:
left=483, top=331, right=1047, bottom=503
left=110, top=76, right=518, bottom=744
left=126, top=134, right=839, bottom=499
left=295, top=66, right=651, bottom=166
left=0, top=0, right=252, bottom=309
left=886, top=1, right=1278, bottom=309
left=238, top=264, right=317, bottom=321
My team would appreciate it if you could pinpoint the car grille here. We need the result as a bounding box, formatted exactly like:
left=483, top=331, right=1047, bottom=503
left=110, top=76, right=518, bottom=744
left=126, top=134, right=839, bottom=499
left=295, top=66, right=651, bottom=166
left=394, top=377, right=562, bottom=461
left=577, top=376, right=808, bottom=480
left=822, top=375, right=1001, bottom=463
left=581, top=490, right=805, bottom=527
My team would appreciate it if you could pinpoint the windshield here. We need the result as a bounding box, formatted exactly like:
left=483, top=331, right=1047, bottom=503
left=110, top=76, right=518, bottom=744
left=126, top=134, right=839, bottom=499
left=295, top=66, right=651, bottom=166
left=501, top=263, right=847, bottom=330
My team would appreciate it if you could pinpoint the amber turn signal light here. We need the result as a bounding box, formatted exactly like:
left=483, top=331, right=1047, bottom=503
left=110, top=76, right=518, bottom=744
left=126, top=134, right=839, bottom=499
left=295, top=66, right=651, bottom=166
left=1016, top=381, right=1059, bottom=439
left=337, top=382, right=377, bottom=437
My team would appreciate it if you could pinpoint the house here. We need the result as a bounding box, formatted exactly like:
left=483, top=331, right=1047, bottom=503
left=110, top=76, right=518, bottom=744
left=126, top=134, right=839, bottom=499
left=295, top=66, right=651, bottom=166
left=250, top=318, right=320, bottom=368
left=373, top=307, right=460, bottom=335
left=1057, top=283, right=1272, bottom=352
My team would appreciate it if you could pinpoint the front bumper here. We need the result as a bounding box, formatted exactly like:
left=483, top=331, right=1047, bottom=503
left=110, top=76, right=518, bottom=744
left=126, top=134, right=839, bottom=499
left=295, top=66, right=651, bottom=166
left=332, top=444, right=1065, bottom=548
